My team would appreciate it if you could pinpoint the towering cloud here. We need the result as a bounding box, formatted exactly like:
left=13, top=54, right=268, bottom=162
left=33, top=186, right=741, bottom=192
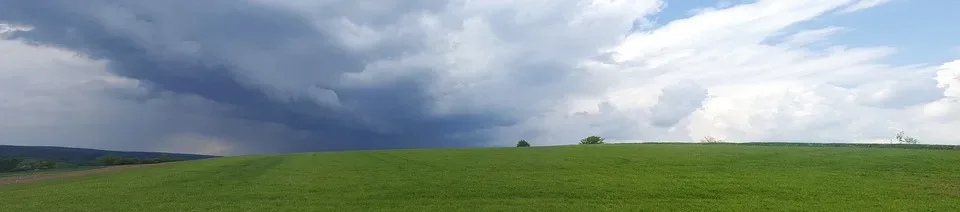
left=2, top=0, right=958, bottom=155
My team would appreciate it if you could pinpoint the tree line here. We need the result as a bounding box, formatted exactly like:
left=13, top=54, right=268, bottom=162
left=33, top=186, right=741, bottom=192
left=0, top=157, right=62, bottom=173
left=94, top=154, right=182, bottom=166
left=515, top=131, right=924, bottom=148
left=1, top=154, right=182, bottom=173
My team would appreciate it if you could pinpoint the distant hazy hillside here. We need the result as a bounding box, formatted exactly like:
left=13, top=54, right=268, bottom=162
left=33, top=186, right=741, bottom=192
left=0, top=145, right=217, bottom=165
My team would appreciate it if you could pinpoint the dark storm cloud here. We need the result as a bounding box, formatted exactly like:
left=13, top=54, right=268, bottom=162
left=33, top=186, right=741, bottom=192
left=0, top=0, right=515, bottom=152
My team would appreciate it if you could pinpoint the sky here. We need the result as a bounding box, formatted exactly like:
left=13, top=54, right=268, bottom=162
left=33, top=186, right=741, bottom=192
left=1, top=0, right=958, bottom=156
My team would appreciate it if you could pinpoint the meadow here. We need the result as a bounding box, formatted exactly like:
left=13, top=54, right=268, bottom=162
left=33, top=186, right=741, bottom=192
left=1, top=144, right=958, bottom=211
left=0, top=166, right=103, bottom=177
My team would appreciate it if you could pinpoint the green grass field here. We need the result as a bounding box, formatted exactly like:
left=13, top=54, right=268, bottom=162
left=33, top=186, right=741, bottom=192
left=1, top=144, right=959, bottom=211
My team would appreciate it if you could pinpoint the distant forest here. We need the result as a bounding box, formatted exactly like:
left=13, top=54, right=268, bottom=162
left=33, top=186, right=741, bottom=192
left=0, top=145, right=216, bottom=173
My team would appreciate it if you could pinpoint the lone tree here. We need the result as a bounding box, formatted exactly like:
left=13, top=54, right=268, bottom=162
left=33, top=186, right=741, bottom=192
left=516, top=140, right=531, bottom=147
left=895, top=131, right=919, bottom=144
left=700, top=136, right=724, bottom=143
left=579, top=136, right=605, bottom=145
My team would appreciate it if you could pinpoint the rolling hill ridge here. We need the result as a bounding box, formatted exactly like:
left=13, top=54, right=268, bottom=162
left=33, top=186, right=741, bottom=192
left=1, top=143, right=958, bottom=211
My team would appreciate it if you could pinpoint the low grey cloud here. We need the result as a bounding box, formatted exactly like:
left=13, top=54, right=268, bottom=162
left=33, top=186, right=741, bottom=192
left=0, top=0, right=505, bottom=154
left=0, top=0, right=661, bottom=154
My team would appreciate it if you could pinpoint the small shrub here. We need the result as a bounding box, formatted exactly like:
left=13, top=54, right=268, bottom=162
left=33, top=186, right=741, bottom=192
left=516, top=140, right=531, bottom=147
left=579, top=136, right=605, bottom=145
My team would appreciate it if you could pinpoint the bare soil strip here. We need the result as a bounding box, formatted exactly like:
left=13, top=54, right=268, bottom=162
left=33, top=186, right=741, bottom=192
left=0, top=163, right=166, bottom=185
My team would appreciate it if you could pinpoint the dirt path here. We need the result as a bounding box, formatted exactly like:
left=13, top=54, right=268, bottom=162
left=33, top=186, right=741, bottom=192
left=0, top=163, right=167, bottom=185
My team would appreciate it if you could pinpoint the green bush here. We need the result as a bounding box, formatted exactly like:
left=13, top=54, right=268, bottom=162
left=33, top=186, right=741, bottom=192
left=516, top=140, right=531, bottom=147
left=0, top=157, right=23, bottom=172
left=579, top=136, right=605, bottom=145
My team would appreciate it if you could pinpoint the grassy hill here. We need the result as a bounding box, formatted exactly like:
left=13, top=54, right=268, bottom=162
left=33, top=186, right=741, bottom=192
left=1, top=144, right=958, bottom=211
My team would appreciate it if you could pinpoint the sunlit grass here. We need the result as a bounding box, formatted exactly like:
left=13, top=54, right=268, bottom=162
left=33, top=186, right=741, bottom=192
left=2, top=144, right=958, bottom=211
